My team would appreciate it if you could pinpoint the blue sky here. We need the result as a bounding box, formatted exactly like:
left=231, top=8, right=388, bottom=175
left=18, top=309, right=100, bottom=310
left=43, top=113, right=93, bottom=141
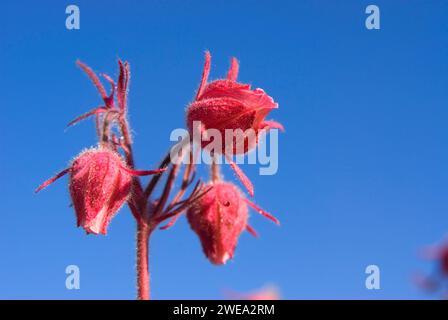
left=1, top=0, right=447, bottom=299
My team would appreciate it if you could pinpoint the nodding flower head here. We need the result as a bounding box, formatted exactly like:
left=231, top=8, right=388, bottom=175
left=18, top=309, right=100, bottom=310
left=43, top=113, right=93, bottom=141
left=187, top=181, right=248, bottom=265
left=186, top=51, right=283, bottom=155
left=187, top=177, right=279, bottom=265
left=68, top=148, right=133, bottom=235
left=186, top=52, right=284, bottom=197
left=36, top=146, right=165, bottom=235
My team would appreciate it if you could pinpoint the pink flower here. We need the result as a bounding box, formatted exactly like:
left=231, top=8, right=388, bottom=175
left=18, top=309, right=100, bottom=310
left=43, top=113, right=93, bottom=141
left=233, top=288, right=280, bottom=300
left=225, top=286, right=281, bottom=300
left=68, top=148, right=132, bottom=234
left=420, top=242, right=448, bottom=275
left=186, top=52, right=283, bottom=196
left=187, top=51, right=283, bottom=154
left=187, top=180, right=279, bottom=265
left=415, top=240, right=448, bottom=298
left=36, top=147, right=165, bottom=235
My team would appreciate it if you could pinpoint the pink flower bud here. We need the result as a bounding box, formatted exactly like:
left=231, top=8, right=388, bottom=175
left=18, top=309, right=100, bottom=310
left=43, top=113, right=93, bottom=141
left=187, top=52, right=283, bottom=155
left=36, top=146, right=166, bottom=235
left=187, top=181, right=248, bottom=265
left=69, top=148, right=133, bottom=235
left=186, top=52, right=284, bottom=197
left=187, top=180, right=279, bottom=265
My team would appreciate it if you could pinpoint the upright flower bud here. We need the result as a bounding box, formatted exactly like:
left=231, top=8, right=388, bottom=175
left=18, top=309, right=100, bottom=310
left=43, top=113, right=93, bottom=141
left=186, top=51, right=283, bottom=155
left=186, top=52, right=284, bottom=196
left=187, top=177, right=279, bottom=265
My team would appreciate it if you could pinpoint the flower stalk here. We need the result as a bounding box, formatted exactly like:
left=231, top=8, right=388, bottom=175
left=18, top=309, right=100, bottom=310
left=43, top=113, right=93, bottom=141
left=137, top=222, right=151, bottom=300
left=35, top=52, right=282, bottom=300
left=36, top=60, right=205, bottom=300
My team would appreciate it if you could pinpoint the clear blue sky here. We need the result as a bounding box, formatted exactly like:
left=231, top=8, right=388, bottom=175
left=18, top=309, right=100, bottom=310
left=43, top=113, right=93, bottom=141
left=1, top=0, right=447, bottom=299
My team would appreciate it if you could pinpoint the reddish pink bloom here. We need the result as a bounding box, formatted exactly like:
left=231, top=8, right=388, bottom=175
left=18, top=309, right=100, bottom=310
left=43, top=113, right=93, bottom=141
left=225, top=286, right=281, bottom=300
left=420, top=242, right=448, bottom=275
left=415, top=240, right=448, bottom=298
left=187, top=180, right=279, bottom=265
left=187, top=52, right=283, bottom=153
left=36, top=147, right=165, bottom=235
left=186, top=52, right=283, bottom=196
left=236, top=288, right=280, bottom=301
left=68, top=148, right=133, bottom=234
left=439, top=247, right=448, bottom=276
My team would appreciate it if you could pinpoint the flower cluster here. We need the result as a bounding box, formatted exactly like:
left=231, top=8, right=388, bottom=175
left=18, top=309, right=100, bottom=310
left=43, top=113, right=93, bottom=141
left=184, top=52, right=283, bottom=264
left=36, top=52, right=283, bottom=298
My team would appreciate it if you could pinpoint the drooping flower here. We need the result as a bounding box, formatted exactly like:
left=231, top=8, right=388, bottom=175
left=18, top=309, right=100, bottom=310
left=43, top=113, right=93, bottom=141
left=69, top=148, right=133, bottom=234
left=186, top=179, right=279, bottom=265
left=36, top=147, right=165, bottom=235
left=186, top=52, right=283, bottom=196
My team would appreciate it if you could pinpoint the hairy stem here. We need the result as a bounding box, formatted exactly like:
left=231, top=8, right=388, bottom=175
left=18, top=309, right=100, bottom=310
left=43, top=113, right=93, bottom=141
left=136, top=222, right=151, bottom=300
